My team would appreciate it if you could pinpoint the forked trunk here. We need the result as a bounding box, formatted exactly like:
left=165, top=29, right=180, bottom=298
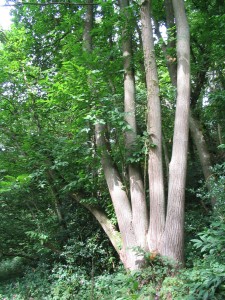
left=81, top=0, right=191, bottom=269
left=95, top=124, right=140, bottom=270
left=82, top=1, right=143, bottom=270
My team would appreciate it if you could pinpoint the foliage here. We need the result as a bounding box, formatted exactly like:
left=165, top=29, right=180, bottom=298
left=0, top=0, right=224, bottom=298
left=0, top=258, right=26, bottom=281
left=0, top=248, right=181, bottom=299
left=160, top=163, right=225, bottom=300
left=0, top=263, right=51, bottom=300
left=0, top=265, right=156, bottom=300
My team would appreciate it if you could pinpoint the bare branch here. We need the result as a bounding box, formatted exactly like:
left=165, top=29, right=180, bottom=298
left=1, top=2, right=99, bottom=7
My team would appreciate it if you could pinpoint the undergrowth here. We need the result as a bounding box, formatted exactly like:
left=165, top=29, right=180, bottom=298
left=1, top=164, right=225, bottom=299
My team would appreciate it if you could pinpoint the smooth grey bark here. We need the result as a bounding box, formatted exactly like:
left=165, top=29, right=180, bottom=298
left=160, top=0, right=214, bottom=205
left=95, top=124, right=141, bottom=269
left=140, top=0, right=165, bottom=252
left=162, top=0, right=190, bottom=262
left=82, top=0, right=141, bottom=270
left=119, top=0, right=148, bottom=250
left=189, top=114, right=212, bottom=182
left=189, top=113, right=215, bottom=206
left=83, top=0, right=93, bottom=52
left=81, top=0, right=191, bottom=268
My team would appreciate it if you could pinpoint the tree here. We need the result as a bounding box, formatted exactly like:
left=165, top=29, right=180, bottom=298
left=7, top=0, right=225, bottom=271
left=77, top=0, right=190, bottom=268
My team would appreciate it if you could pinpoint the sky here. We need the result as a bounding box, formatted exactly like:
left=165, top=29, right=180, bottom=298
left=0, top=0, right=12, bottom=30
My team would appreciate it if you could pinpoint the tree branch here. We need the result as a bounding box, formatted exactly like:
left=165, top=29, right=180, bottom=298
left=1, top=2, right=99, bottom=7
left=72, top=193, right=121, bottom=255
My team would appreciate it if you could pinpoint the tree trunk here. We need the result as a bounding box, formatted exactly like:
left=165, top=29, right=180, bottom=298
left=161, top=0, right=214, bottom=205
left=189, top=113, right=215, bottom=206
left=81, top=0, right=191, bottom=268
left=162, top=0, right=190, bottom=262
left=119, top=0, right=148, bottom=250
left=140, top=0, right=165, bottom=252
left=82, top=2, right=142, bottom=269
left=95, top=124, right=140, bottom=270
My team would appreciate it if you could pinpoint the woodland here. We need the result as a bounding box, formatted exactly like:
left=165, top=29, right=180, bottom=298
left=0, top=0, right=224, bottom=299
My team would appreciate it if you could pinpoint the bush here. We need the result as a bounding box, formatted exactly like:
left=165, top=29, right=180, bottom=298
left=0, top=257, right=26, bottom=281
left=0, top=263, right=51, bottom=300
